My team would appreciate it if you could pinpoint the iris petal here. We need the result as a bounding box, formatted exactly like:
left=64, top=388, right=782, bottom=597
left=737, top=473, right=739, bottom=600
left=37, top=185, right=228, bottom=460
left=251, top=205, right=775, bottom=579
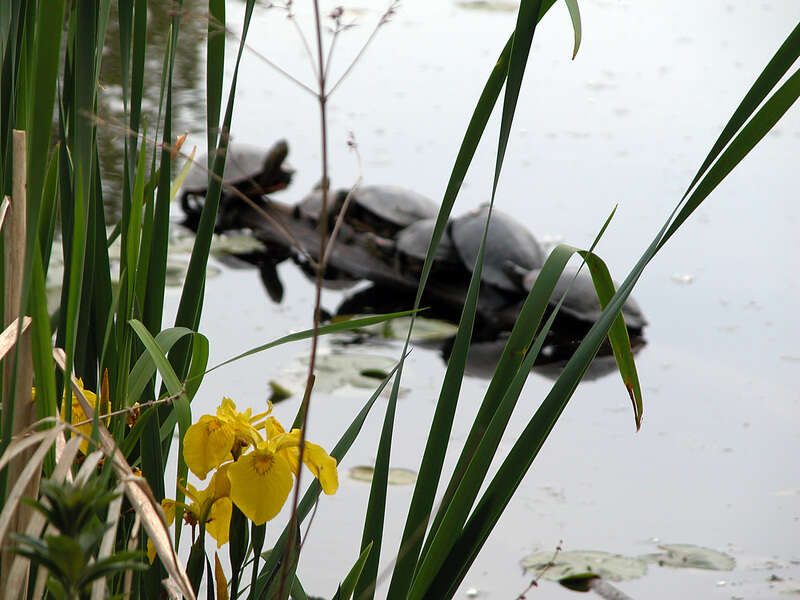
left=228, top=448, right=293, bottom=525
left=183, top=415, right=235, bottom=479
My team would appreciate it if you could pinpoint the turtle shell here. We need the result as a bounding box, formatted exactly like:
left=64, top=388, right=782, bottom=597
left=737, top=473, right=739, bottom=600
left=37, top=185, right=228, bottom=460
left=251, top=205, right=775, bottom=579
left=180, top=140, right=292, bottom=231
left=182, top=141, right=290, bottom=196
left=350, top=186, right=438, bottom=235
left=294, top=187, right=348, bottom=225
left=450, top=205, right=545, bottom=292
left=522, top=266, right=647, bottom=329
left=295, top=185, right=438, bottom=237
left=395, top=218, right=460, bottom=266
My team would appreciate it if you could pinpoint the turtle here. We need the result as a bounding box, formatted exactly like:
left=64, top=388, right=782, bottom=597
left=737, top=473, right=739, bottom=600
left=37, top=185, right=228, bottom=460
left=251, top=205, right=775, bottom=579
left=448, top=205, right=545, bottom=294
left=294, top=184, right=439, bottom=238
left=365, top=218, right=468, bottom=284
left=505, top=263, right=648, bottom=332
left=180, top=139, right=293, bottom=231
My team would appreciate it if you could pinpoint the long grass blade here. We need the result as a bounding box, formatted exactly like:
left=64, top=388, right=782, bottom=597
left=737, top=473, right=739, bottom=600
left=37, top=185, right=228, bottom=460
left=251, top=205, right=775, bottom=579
left=205, top=310, right=416, bottom=374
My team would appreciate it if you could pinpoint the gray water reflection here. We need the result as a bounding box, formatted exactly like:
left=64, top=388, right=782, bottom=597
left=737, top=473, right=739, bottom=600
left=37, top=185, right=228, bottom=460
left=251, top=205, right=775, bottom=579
left=98, top=1, right=204, bottom=220
left=160, top=1, right=800, bottom=598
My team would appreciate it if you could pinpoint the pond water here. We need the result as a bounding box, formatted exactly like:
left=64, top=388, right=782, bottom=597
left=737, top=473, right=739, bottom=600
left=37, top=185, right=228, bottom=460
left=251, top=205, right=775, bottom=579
left=152, top=1, right=799, bottom=597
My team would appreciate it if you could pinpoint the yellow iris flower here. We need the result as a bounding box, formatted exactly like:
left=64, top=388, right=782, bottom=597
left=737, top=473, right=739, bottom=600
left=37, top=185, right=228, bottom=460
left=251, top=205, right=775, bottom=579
left=47, top=376, right=110, bottom=455
left=148, top=467, right=232, bottom=562
left=227, top=420, right=339, bottom=525
left=183, top=397, right=269, bottom=479
left=183, top=398, right=339, bottom=526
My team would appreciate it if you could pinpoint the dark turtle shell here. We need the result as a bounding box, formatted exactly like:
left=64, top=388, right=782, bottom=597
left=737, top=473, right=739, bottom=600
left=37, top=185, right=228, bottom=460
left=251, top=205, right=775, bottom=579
left=516, top=265, right=647, bottom=330
left=449, top=205, right=545, bottom=293
left=295, top=185, right=438, bottom=237
left=395, top=218, right=462, bottom=273
left=180, top=140, right=292, bottom=231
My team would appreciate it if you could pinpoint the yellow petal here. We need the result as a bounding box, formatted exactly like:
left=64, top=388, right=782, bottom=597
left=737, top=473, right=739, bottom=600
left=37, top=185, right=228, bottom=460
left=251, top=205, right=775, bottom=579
left=183, top=415, right=235, bottom=479
left=227, top=448, right=293, bottom=525
left=300, top=440, right=339, bottom=495
left=161, top=499, right=177, bottom=527
left=272, top=430, right=338, bottom=496
left=209, top=464, right=231, bottom=499
left=206, top=497, right=232, bottom=547
left=264, top=416, right=285, bottom=439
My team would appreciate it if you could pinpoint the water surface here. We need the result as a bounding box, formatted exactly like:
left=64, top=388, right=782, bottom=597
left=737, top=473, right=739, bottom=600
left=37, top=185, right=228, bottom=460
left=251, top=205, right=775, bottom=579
left=161, top=1, right=800, bottom=597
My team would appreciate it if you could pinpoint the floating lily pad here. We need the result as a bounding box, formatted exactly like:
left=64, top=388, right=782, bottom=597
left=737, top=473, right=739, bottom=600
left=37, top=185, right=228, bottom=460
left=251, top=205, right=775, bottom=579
left=520, top=550, right=648, bottom=582
left=640, top=544, right=735, bottom=571
left=455, top=0, right=519, bottom=12
left=165, top=258, right=220, bottom=287
left=268, top=380, right=292, bottom=403
left=276, top=352, right=399, bottom=395
left=348, top=466, right=417, bottom=485
left=341, top=315, right=458, bottom=342
left=211, top=232, right=266, bottom=255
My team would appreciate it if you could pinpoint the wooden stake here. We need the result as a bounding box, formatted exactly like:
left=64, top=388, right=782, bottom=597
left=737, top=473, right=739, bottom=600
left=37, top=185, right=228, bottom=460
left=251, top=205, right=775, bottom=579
left=1, top=129, right=36, bottom=595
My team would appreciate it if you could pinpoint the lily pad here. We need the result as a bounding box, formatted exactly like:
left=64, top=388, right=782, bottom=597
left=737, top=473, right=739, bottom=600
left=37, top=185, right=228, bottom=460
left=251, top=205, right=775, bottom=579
left=520, top=550, right=648, bottom=582
left=348, top=466, right=417, bottom=485
left=640, top=544, right=735, bottom=571
left=455, top=0, right=519, bottom=12
left=211, top=232, right=266, bottom=255
left=276, top=352, right=399, bottom=395
left=165, top=258, right=220, bottom=287
left=341, top=315, right=458, bottom=342
left=268, top=380, right=292, bottom=403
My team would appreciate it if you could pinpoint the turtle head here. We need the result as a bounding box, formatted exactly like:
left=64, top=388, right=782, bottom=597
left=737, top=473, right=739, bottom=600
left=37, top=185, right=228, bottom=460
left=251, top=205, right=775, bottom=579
left=258, top=139, right=294, bottom=194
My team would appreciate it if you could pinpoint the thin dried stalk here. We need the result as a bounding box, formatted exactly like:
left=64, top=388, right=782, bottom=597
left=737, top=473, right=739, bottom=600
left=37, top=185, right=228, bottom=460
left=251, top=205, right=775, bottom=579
left=0, top=196, right=8, bottom=233
left=91, top=482, right=126, bottom=600
left=1, top=130, right=36, bottom=595
left=0, top=317, right=32, bottom=364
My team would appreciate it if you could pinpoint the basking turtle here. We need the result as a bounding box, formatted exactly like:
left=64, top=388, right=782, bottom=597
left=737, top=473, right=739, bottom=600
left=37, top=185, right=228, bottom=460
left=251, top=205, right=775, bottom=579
left=449, top=205, right=545, bottom=294
left=294, top=185, right=439, bottom=238
left=505, top=263, right=648, bottom=332
left=366, top=218, right=468, bottom=284
left=180, top=139, right=293, bottom=231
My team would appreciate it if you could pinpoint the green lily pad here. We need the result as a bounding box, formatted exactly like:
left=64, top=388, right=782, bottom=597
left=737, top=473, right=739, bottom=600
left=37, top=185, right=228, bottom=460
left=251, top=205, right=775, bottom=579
left=640, top=544, right=735, bottom=571
left=455, top=0, right=519, bottom=12
left=520, top=550, right=648, bottom=582
left=342, top=315, right=458, bottom=342
left=277, top=352, right=400, bottom=395
left=268, top=380, right=292, bottom=403
left=165, top=258, right=220, bottom=287
left=211, top=232, right=266, bottom=255
left=348, top=466, right=417, bottom=485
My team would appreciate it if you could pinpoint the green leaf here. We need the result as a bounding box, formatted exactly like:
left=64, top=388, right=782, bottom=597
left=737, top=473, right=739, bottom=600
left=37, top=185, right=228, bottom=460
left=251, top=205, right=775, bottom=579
left=205, top=310, right=416, bottom=374
left=565, top=0, right=581, bottom=59
left=128, top=319, right=183, bottom=395
left=333, top=542, right=373, bottom=600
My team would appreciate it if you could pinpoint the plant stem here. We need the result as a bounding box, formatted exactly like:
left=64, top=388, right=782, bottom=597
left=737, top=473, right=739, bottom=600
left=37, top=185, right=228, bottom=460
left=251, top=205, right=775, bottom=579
left=278, top=0, right=328, bottom=595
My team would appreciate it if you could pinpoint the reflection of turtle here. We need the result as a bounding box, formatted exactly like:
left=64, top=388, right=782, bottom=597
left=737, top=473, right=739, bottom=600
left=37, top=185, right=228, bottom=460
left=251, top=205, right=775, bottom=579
left=505, top=263, right=648, bottom=332
left=294, top=185, right=439, bottom=238
left=180, top=140, right=293, bottom=231
left=449, top=205, right=545, bottom=294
